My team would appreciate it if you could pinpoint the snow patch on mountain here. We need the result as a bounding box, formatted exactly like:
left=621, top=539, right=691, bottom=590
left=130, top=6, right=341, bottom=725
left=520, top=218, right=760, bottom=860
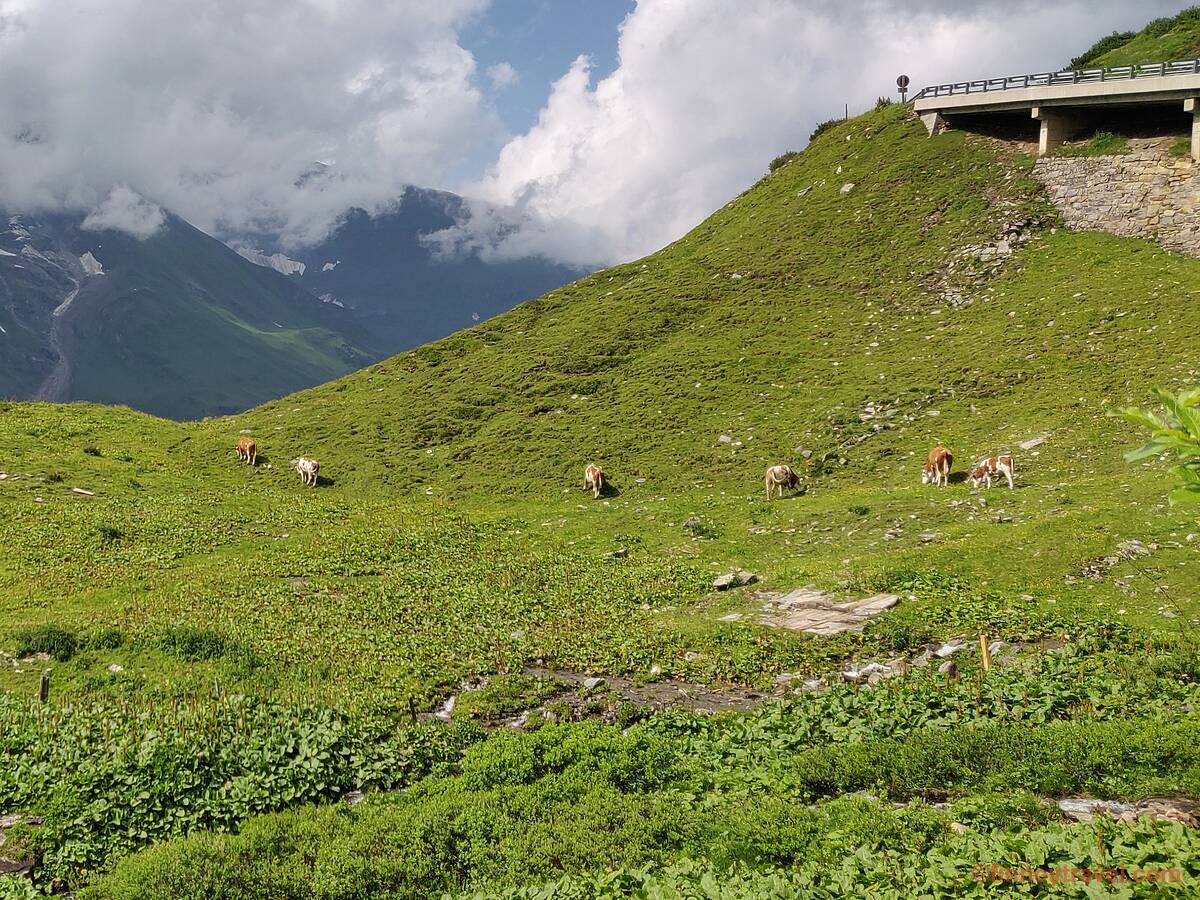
left=80, top=251, right=105, bottom=276
left=318, top=292, right=344, bottom=308
left=322, top=260, right=340, bottom=271
left=0, top=247, right=15, bottom=257
left=233, top=245, right=306, bottom=276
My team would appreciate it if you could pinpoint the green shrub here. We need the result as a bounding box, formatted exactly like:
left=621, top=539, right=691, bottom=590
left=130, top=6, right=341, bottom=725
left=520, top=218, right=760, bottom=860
left=155, top=625, right=227, bottom=661
left=0, top=696, right=483, bottom=888
left=809, top=117, right=841, bottom=143
left=1070, top=30, right=1136, bottom=68
left=768, top=151, right=799, bottom=173
left=86, top=627, right=124, bottom=651
left=13, top=624, right=78, bottom=662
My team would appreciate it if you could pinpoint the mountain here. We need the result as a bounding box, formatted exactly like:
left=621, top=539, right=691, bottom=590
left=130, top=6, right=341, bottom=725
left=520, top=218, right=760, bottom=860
left=232, top=186, right=584, bottom=350
left=0, top=212, right=377, bottom=419
left=0, top=189, right=582, bottom=420
left=6, top=79, right=1200, bottom=900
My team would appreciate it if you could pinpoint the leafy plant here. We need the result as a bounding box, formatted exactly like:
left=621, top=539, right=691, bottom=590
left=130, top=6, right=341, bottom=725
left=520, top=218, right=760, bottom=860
left=1116, top=386, right=1200, bottom=503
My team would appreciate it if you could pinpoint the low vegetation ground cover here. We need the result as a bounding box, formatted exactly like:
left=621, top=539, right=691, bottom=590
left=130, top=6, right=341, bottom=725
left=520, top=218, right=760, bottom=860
left=3, top=103, right=1200, bottom=893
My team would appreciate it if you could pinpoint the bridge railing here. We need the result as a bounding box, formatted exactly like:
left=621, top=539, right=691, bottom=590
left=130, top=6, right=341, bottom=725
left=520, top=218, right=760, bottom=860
left=911, top=58, right=1200, bottom=102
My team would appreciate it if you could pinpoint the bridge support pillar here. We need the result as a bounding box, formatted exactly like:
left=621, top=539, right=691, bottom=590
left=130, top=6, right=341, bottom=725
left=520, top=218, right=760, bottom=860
left=1031, top=106, right=1084, bottom=155
left=1185, top=99, right=1200, bottom=161
left=919, top=112, right=948, bottom=136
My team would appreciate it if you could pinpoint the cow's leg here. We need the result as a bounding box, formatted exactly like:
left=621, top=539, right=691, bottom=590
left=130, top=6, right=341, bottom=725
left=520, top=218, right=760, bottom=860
left=1004, top=466, right=1014, bottom=489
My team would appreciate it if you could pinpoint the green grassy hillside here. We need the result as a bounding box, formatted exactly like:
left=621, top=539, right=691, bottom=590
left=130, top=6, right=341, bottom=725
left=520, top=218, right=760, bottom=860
left=3, top=102, right=1200, bottom=896
left=1073, top=6, right=1200, bottom=68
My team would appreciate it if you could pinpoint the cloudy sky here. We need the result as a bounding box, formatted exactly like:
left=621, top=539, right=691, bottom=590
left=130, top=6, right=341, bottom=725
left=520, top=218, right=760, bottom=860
left=0, top=0, right=1187, bottom=265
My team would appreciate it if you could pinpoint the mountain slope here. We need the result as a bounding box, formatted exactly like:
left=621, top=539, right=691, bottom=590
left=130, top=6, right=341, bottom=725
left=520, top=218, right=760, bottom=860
left=240, top=187, right=584, bottom=350
left=4, top=102, right=1200, bottom=895
left=0, top=213, right=377, bottom=419
left=1073, top=6, right=1200, bottom=67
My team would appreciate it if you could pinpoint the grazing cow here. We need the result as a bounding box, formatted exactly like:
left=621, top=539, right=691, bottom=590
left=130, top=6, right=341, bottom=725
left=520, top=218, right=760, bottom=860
left=293, top=456, right=319, bottom=487
left=235, top=436, right=257, bottom=466
left=969, top=454, right=1015, bottom=490
left=921, top=446, right=953, bottom=487
left=764, top=464, right=800, bottom=500
left=584, top=463, right=605, bottom=499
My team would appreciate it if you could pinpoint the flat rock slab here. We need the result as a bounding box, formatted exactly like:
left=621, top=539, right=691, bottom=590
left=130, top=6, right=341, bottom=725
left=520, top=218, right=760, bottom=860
left=1058, top=797, right=1199, bottom=827
left=758, top=588, right=899, bottom=635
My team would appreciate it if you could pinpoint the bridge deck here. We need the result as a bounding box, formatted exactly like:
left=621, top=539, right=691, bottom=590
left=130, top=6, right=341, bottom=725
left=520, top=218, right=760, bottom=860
left=912, top=60, right=1200, bottom=158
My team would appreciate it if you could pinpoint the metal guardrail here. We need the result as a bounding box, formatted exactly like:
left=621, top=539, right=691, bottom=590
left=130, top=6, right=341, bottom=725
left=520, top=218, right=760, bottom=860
left=911, top=58, right=1200, bottom=102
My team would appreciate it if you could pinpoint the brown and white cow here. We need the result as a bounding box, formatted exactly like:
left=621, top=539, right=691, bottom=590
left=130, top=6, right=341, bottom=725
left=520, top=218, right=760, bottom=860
left=293, top=456, right=320, bottom=487
left=584, top=463, right=605, bottom=498
left=969, top=454, right=1014, bottom=490
left=921, top=446, right=952, bottom=487
left=764, top=464, right=800, bottom=500
left=235, top=436, right=257, bottom=466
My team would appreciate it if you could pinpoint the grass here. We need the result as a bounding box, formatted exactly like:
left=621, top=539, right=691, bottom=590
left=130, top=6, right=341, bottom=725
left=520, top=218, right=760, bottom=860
left=3, top=101, right=1200, bottom=894
left=1052, top=131, right=1130, bottom=157
left=1075, top=7, right=1200, bottom=68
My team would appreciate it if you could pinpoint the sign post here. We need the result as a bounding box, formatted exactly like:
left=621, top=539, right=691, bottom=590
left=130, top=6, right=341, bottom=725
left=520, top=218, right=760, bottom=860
left=897, top=74, right=910, bottom=102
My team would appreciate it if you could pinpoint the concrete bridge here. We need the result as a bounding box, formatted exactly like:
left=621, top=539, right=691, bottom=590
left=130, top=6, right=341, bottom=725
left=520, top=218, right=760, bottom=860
left=913, top=59, right=1200, bottom=159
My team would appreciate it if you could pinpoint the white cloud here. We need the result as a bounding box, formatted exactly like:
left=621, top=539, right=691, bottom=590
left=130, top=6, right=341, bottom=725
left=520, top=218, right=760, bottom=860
left=0, top=0, right=496, bottom=246
left=449, top=0, right=1184, bottom=267
left=487, top=61, right=520, bottom=91
left=81, top=185, right=165, bottom=239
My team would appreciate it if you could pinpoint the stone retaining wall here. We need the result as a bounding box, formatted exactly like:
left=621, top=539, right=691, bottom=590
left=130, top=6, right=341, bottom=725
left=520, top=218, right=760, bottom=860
left=1032, top=150, right=1200, bottom=257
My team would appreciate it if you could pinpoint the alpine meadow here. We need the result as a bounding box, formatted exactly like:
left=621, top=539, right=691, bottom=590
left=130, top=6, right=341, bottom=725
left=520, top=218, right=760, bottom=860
left=5, top=10, right=1200, bottom=900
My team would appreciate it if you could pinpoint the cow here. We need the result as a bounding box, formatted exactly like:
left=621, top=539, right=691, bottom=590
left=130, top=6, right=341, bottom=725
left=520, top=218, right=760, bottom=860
left=969, top=454, right=1015, bottom=490
left=293, top=456, right=320, bottom=487
left=584, top=463, right=605, bottom=499
left=921, top=446, right=952, bottom=487
left=235, top=436, right=257, bottom=466
left=764, top=464, right=800, bottom=500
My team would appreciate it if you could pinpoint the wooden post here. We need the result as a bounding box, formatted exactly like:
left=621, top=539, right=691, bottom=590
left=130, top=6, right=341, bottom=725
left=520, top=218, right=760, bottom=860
left=38, top=672, right=50, bottom=703
left=408, top=696, right=418, bottom=725
left=979, top=633, right=992, bottom=673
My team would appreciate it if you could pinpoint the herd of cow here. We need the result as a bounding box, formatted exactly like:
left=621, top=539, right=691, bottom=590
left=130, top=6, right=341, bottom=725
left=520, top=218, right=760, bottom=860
left=234, top=435, right=319, bottom=486
left=233, top=436, right=1015, bottom=496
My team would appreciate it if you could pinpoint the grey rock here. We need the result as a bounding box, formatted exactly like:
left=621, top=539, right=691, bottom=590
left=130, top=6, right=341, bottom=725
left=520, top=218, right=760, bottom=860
left=735, top=571, right=758, bottom=586
left=935, top=640, right=966, bottom=658
left=1057, top=798, right=1135, bottom=822
left=583, top=677, right=606, bottom=690
left=713, top=573, right=737, bottom=591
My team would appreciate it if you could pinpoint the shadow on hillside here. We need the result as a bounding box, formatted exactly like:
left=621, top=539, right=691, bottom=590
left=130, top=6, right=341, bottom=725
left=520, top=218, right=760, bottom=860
left=948, top=471, right=969, bottom=485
